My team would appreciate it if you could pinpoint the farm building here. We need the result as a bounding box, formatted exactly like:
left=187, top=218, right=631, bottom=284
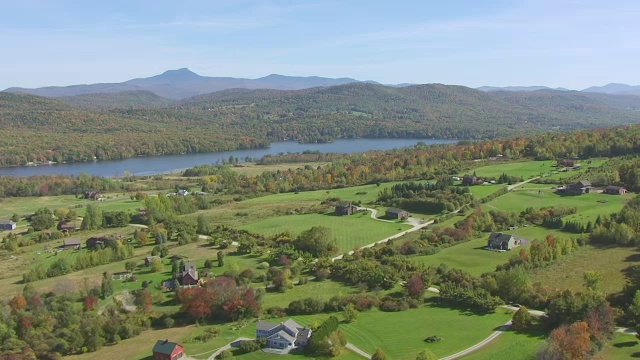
left=152, top=340, right=185, bottom=360
left=605, top=185, right=627, bottom=195
left=559, top=180, right=592, bottom=195
left=86, top=236, right=108, bottom=249
left=0, top=220, right=16, bottom=231
left=256, top=319, right=312, bottom=352
left=61, top=238, right=81, bottom=250
left=487, top=232, right=525, bottom=251
left=335, top=202, right=358, bottom=216
left=386, top=208, right=409, bottom=219
left=181, top=262, right=199, bottom=286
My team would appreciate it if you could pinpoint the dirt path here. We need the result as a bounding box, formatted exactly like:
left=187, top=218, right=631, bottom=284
left=346, top=342, right=372, bottom=359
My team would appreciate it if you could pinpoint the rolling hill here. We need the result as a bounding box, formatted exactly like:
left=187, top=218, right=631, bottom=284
left=3, top=82, right=640, bottom=166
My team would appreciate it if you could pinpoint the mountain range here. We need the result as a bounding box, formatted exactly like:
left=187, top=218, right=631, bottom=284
left=4, top=68, right=374, bottom=100
left=4, top=68, right=640, bottom=100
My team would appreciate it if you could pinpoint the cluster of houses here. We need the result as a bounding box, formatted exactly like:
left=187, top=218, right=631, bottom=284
left=57, top=235, right=125, bottom=251
left=556, top=180, right=627, bottom=196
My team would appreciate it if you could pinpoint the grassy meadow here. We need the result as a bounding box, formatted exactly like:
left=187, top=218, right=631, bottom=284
left=241, top=211, right=411, bottom=253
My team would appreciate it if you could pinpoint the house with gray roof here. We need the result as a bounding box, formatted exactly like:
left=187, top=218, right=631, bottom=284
left=256, top=319, right=312, bottom=352
left=487, top=232, right=525, bottom=251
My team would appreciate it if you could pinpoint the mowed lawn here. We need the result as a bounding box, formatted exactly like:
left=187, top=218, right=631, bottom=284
left=340, top=306, right=512, bottom=359
left=241, top=211, right=411, bottom=253
left=484, top=188, right=633, bottom=224
left=411, top=237, right=519, bottom=276
left=599, top=333, right=640, bottom=360
left=530, top=245, right=640, bottom=295
left=462, top=327, right=547, bottom=360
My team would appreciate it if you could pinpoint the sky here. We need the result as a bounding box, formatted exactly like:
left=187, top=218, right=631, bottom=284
left=1, top=0, right=639, bottom=90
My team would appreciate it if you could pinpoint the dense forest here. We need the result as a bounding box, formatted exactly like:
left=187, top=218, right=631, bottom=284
left=3, top=82, right=640, bottom=166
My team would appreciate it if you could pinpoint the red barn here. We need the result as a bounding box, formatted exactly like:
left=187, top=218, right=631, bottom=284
left=152, top=339, right=185, bottom=360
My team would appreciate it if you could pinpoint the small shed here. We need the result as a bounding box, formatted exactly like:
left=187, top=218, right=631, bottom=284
left=58, top=221, right=77, bottom=233
left=385, top=208, right=409, bottom=220
left=605, top=185, right=627, bottom=195
left=0, top=220, right=17, bottom=231
left=152, top=340, right=185, bottom=360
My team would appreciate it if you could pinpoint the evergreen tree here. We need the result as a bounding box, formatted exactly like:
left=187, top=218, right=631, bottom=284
left=100, top=272, right=113, bottom=299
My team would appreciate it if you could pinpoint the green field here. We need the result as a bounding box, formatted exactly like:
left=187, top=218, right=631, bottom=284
left=0, top=193, right=145, bottom=219
left=462, top=327, right=547, bottom=360
left=468, top=160, right=554, bottom=179
left=244, top=183, right=397, bottom=206
left=261, top=280, right=357, bottom=309
left=485, top=187, right=632, bottom=224
left=340, top=306, right=512, bottom=359
left=241, top=211, right=411, bottom=253
left=411, top=237, right=519, bottom=276
left=599, top=333, right=640, bottom=359
left=530, top=245, right=640, bottom=294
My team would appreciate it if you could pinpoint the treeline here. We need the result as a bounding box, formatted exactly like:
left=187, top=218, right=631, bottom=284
left=376, top=179, right=473, bottom=214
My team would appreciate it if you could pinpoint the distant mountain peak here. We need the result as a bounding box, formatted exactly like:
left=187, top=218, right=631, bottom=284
left=158, top=68, right=201, bottom=79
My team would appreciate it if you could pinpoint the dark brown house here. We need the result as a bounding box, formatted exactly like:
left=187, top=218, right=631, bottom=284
left=462, top=174, right=484, bottom=186
left=181, top=262, right=199, bottom=286
left=335, top=202, right=358, bottom=216
left=57, top=221, right=76, bottom=233
left=152, top=340, right=185, bottom=360
left=86, top=236, right=108, bottom=249
left=558, top=159, right=579, bottom=167
left=605, top=185, right=627, bottom=195
left=561, top=180, right=592, bottom=195
left=386, top=208, right=409, bottom=219
left=84, top=191, right=101, bottom=200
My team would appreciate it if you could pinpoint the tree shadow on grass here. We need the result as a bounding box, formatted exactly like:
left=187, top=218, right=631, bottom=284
left=613, top=341, right=639, bottom=348
left=423, top=297, right=489, bottom=317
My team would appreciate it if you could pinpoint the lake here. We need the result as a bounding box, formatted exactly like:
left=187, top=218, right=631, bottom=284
left=0, top=138, right=456, bottom=177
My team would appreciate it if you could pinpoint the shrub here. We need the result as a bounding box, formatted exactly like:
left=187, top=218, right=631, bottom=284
left=257, top=262, right=270, bottom=270
left=164, top=317, right=175, bottom=328
left=238, top=340, right=261, bottom=353
left=218, top=350, right=232, bottom=359
left=424, top=335, right=442, bottom=343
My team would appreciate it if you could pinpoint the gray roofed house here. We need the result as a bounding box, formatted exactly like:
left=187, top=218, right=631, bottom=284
left=181, top=261, right=199, bottom=286
left=61, top=238, right=81, bottom=250
left=256, top=319, right=312, bottom=353
left=0, top=220, right=16, bottom=231
left=385, top=208, right=409, bottom=219
left=487, top=232, right=525, bottom=251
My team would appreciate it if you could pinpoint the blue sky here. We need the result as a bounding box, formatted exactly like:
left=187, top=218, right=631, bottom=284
left=1, top=0, right=639, bottom=90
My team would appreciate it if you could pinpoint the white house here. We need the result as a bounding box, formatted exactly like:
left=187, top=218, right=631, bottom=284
left=256, top=319, right=312, bottom=352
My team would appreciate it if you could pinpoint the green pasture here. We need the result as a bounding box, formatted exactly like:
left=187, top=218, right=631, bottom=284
left=530, top=245, right=640, bottom=295
left=0, top=193, right=145, bottom=219
left=600, top=333, right=640, bottom=360
left=462, top=327, right=547, bottom=360
left=411, top=237, right=520, bottom=276
left=468, top=160, right=554, bottom=179
left=340, top=305, right=512, bottom=359
left=261, top=280, right=358, bottom=309
left=241, top=211, right=411, bottom=253
left=463, top=184, right=506, bottom=199
left=484, top=188, right=632, bottom=224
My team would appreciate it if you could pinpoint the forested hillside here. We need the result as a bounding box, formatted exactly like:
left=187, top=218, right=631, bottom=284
left=2, top=83, right=640, bottom=166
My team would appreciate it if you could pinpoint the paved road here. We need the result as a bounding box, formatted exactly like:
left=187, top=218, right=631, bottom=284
left=438, top=321, right=512, bottom=360
left=346, top=342, right=372, bottom=359
left=207, top=337, right=254, bottom=360
left=507, top=177, right=540, bottom=191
